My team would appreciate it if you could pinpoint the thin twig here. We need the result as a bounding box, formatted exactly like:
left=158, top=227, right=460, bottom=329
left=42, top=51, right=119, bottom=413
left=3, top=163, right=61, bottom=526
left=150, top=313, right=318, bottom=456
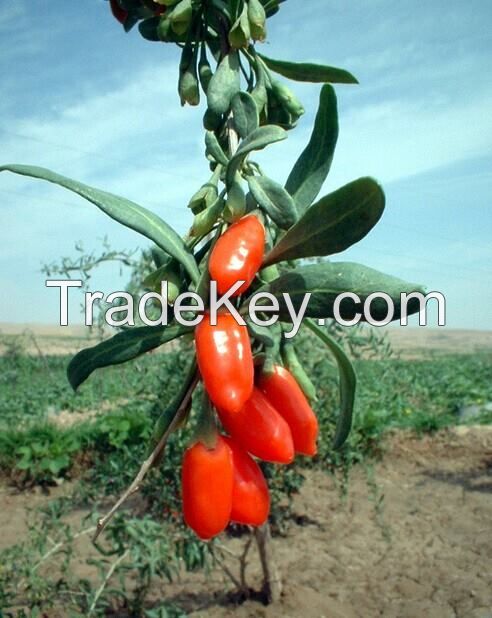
left=254, top=523, right=282, bottom=603
left=33, top=526, right=97, bottom=572
left=239, top=534, right=253, bottom=591
left=88, top=549, right=130, bottom=615
left=215, top=539, right=241, bottom=559
left=213, top=546, right=242, bottom=590
left=93, top=373, right=199, bottom=542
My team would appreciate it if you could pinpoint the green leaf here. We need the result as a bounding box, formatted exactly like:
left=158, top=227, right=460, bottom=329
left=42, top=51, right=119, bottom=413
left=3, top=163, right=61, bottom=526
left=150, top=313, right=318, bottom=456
left=143, top=258, right=182, bottom=303
left=67, top=323, right=191, bottom=390
left=226, top=125, right=286, bottom=185
left=224, top=176, right=246, bottom=222
left=256, top=262, right=426, bottom=322
left=231, top=91, right=259, bottom=139
left=15, top=446, right=32, bottom=458
left=247, top=175, right=297, bottom=229
left=236, top=124, right=287, bottom=155
left=0, top=164, right=200, bottom=283
left=16, top=459, right=32, bottom=471
left=205, top=131, right=229, bottom=166
left=305, top=319, right=356, bottom=448
left=246, top=320, right=275, bottom=347
left=258, top=53, right=358, bottom=84
left=248, top=0, right=267, bottom=41
left=285, top=85, right=338, bottom=211
left=191, top=195, right=224, bottom=236
left=229, top=3, right=250, bottom=48
left=48, top=455, right=70, bottom=476
left=207, top=51, right=241, bottom=115
left=264, top=177, right=385, bottom=265
left=169, top=0, right=192, bottom=36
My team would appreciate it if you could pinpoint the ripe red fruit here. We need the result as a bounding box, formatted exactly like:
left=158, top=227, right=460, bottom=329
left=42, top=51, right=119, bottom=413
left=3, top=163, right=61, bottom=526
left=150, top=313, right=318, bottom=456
left=109, top=0, right=128, bottom=24
left=181, top=435, right=233, bottom=540
left=218, top=387, right=295, bottom=464
left=223, top=436, right=270, bottom=526
left=209, top=215, right=265, bottom=297
left=259, top=365, right=319, bottom=456
left=195, top=311, right=254, bottom=414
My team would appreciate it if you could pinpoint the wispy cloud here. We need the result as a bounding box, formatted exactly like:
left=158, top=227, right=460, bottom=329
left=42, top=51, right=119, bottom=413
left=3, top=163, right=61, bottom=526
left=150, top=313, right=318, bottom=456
left=1, top=1, right=491, bottom=327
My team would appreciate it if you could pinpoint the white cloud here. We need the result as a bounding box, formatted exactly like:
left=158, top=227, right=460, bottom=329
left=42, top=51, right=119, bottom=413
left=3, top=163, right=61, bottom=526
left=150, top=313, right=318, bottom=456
left=330, top=89, right=492, bottom=187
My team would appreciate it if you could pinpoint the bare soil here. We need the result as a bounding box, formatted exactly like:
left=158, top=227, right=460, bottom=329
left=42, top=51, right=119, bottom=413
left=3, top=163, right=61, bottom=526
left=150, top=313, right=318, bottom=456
left=1, top=426, right=491, bottom=617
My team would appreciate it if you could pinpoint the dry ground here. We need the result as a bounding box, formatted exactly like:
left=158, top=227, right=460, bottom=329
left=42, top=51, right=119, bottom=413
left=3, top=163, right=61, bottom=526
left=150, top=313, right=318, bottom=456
left=1, top=426, right=491, bottom=617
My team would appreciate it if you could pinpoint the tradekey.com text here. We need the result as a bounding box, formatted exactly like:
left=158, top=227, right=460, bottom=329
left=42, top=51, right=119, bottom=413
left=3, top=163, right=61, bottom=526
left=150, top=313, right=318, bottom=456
left=46, top=279, right=446, bottom=336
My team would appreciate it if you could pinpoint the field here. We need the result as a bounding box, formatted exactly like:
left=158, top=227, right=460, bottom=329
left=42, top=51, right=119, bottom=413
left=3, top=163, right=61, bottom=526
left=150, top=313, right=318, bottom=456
left=0, top=325, right=491, bottom=617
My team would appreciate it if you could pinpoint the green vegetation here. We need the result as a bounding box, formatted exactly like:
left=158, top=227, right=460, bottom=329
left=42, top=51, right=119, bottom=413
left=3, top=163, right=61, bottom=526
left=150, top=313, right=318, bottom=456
left=1, top=344, right=491, bottom=485
left=0, top=339, right=490, bottom=615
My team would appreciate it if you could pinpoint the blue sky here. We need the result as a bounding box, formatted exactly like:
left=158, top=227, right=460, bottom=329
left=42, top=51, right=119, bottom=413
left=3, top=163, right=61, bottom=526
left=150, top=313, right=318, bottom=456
left=0, top=0, right=491, bottom=329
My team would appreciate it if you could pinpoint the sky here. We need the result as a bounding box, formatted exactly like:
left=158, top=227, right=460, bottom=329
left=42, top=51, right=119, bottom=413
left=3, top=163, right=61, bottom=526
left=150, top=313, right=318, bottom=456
left=0, top=0, right=491, bottom=330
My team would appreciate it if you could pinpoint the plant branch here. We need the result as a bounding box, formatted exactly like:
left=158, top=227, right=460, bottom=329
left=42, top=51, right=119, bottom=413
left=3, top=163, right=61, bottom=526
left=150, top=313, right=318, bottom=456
left=93, top=370, right=199, bottom=542
left=239, top=534, right=253, bottom=591
left=254, top=523, right=282, bottom=603
left=33, top=526, right=97, bottom=572
left=213, top=546, right=243, bottom=590
left=88, top=549, right=130, bottom=616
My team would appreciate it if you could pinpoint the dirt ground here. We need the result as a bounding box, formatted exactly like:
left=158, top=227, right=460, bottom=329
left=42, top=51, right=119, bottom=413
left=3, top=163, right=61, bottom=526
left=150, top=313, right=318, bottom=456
left=1, top=426, right=491, bottom=617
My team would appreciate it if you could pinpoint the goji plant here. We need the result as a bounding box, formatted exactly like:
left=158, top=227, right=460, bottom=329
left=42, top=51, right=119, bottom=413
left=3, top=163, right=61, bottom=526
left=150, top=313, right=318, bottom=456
left=1, top=0, right=424, bottom=602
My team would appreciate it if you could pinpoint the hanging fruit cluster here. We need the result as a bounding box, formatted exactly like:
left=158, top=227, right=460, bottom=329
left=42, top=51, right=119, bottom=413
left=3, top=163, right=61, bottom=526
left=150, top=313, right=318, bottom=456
left=188, top=214, right=318, bottom=538
left=1, top=1, right=425, bottom=544
left=106, top=1, right=356, bottom=538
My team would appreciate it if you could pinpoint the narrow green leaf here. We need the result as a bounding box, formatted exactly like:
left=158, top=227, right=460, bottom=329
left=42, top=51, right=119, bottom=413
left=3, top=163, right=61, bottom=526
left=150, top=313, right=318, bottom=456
left=226, top=125, right=286, bottom=185
left=246, top=320, right=275, bottom=347
left=205, top=131, right=229, bottom=166
left=247, top=175, right=297, bottom=229
left=234, top=124, right=286, bottom=158
left=0, top=164, right=200, bottom=283
left=191, top=195, right=224, bottom=236
left=143, top=258, right=182, bottom=303
left=224, top=175, right=246, bottom=222
left=258, top=53, right=358, bottom=84
left=229, top=3, right=250, bottom=48
left=248, top=0, right=267, bottom=41
left=207, top=51, right=241, bottom=115
left=256, top=262, right=426, bottom=322
left=169, top=0, right=192, bottom=36
left=67, top=323, right=191, bottom=390
left=285, top=85, right=338, bottom=211
left=281, top=338, right=317, bottom=401
left=264, top=177, right=385, bottom=265
left=305, top=319, right=356, bottom=448
left=231, top=91, right=259, bottom=139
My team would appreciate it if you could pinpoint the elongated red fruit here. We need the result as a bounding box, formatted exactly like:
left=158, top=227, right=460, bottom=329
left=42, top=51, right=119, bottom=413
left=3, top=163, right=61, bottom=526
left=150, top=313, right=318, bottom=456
left=259, top=365, right=319, bottom=456
left=223, top=436, right=270, bottom=526
left=195, top=311, right=254, bottom=413
left=181, top=435, right=233, bottom=540
left=209, top=215, right=265, bottom=297
left=218, top=387, right=294, bottom=464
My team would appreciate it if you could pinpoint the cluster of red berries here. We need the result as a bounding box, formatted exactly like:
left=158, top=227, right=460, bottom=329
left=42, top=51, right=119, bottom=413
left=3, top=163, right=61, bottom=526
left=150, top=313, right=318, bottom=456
left=183, top=215, right=319, bottom=539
